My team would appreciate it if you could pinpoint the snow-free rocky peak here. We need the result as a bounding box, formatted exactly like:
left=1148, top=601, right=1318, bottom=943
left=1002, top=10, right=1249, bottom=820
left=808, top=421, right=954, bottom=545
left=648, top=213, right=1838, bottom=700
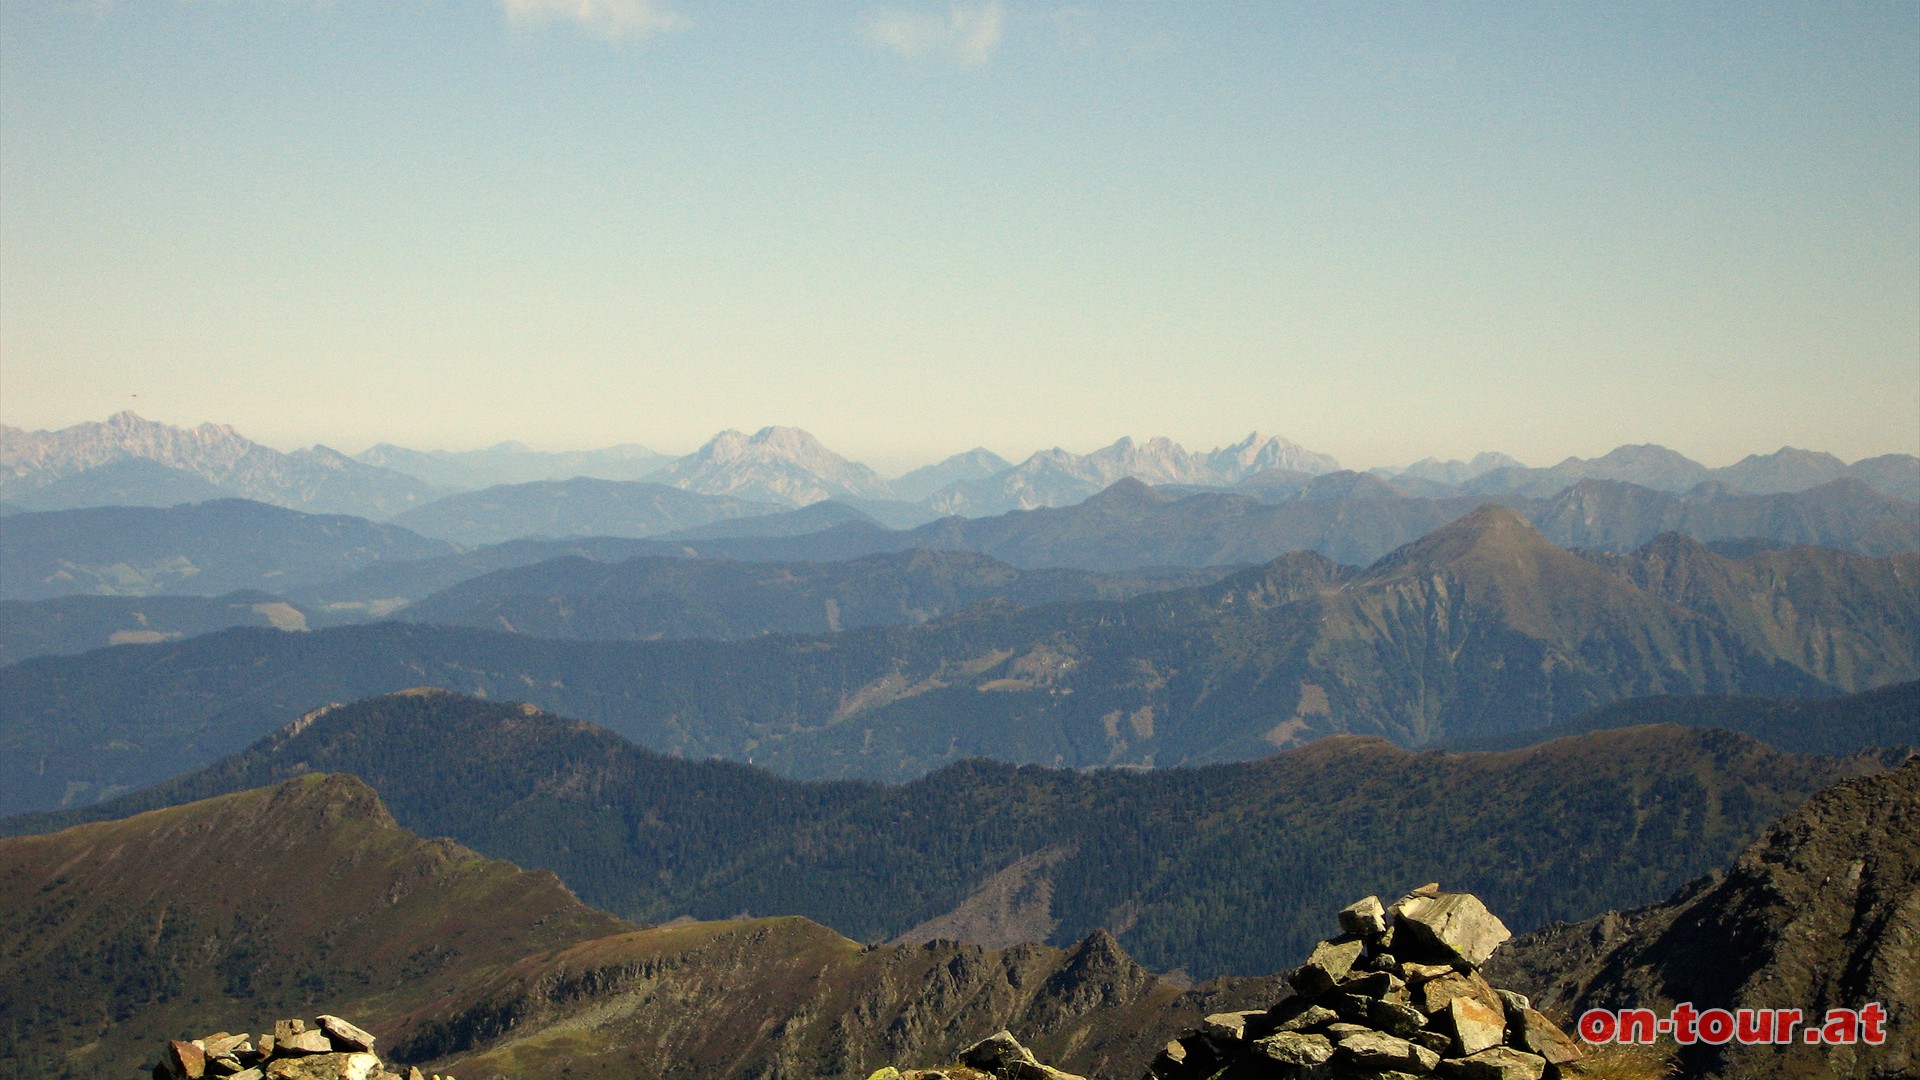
left=928, top=433, right=1341, bottom=516
left=648, top=426, right=895, bottom=506
left=0, top=411, right=435, bottom=517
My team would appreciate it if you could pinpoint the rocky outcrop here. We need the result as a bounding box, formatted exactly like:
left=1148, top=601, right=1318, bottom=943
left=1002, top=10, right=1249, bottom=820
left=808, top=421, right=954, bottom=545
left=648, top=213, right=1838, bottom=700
left=1487, top=756, right=1920, bottom=1080
left=151, top=1015, right=452, bottom=1080
left=1149, top=886, right=1584, bottom=1080
left=865, top=1029, right=1085, bottom=1080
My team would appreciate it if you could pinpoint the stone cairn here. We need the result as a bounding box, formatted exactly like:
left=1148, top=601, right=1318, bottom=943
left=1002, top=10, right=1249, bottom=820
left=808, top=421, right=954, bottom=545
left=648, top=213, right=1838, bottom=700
left=1150, top=885, right=1586, bottom=1080
left=867, top=1028, right=1085, bottom=1080
left=150, top=1015, right=455, bottom=1080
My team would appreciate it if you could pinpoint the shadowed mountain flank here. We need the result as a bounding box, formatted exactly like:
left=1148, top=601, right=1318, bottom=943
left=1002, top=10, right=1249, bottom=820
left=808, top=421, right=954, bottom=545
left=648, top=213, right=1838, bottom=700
left=1487, top=757, right=1920, bottom=1079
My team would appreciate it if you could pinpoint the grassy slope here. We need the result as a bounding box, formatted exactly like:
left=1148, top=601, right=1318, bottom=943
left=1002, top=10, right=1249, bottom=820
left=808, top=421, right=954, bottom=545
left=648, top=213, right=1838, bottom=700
left=0, top=773, right=627, bottom=1079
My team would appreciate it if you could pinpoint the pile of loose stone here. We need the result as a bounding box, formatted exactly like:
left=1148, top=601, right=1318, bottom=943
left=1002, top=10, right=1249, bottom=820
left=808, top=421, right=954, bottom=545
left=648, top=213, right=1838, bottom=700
left=1150, top=885, right=1586, bottom=1080
left=866, top=1029, right=1085, bottom=1080
left=151, top=1015, right=455, bottom=1080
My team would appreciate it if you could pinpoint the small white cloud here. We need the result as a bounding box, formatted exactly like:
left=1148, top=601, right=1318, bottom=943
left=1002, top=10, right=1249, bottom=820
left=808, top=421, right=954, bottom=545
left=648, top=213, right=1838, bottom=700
left=501, top=0, right=688, bottom=42
left=865, top=2, right=1005, bottom=65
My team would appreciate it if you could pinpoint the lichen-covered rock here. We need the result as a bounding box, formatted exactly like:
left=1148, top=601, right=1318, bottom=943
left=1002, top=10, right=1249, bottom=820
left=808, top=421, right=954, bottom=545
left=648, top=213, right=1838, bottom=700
left=277, top=1030, right=335, bottom=1056
left=1251, top=1030, right=1335, bottom=1067
left=1510, top=1007, right=1583, bottom=1066
left=265, top=1053, right=379, bottom=1080
left=1393, top=892, right=1511, bottom=966
left=1338, top=1028, right=1442, bottom=1072
left=1288, top=936, right=1367, bottom=997
left=317, top=1015, right=376, bottom=1053
left=1448, top=996, right=1506, bottom=1056
left=1416, top=970, right=1503, bottom=1019
left=1201, top=1009, right=1264, bottom=1041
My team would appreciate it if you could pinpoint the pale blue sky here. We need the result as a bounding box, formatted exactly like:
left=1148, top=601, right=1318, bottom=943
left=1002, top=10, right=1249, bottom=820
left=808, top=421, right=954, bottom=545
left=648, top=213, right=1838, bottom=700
left=3, top=1, right=1916, bottom=474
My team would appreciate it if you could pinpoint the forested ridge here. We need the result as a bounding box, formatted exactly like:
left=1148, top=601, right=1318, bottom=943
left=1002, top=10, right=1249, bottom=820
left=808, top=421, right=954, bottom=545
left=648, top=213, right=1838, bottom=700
left=11, top=688, right=1891, bottom=979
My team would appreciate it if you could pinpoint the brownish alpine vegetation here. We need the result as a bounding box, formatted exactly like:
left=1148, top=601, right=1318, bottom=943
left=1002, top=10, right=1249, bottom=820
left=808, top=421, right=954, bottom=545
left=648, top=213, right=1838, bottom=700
left=0, top=774, right=625, bottom=1078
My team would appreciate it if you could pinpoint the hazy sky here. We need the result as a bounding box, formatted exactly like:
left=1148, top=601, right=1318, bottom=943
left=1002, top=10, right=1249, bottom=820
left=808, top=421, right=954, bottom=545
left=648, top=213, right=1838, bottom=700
left=3, top=2, right=1916, bottom=475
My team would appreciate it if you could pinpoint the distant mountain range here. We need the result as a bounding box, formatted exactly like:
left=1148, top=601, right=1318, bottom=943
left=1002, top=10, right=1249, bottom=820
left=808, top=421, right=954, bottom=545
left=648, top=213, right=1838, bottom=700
left=356, top=439, right=671, bottom=489
left=0, top=499, right=454, bottom=602
left=0, top=591, right=346, bottom=664
left=396, top=549, right=1228, bottom=641
left=927, top=433, right=1343, bottom=516
left=7, top=507, right=1916, bottom=814
left=647, top=426, right=897, bottom=505
left=0, top=411, right=439, bottom=516
left=386, top=476, right=782, bottom=545
left=8, top=413, right=1911, bottom=523
left=889, top=446, right=1014, bottom=501
left=3, top=471, right=1912, bottom=659
left=1431, top=443, right=1920, bottom=501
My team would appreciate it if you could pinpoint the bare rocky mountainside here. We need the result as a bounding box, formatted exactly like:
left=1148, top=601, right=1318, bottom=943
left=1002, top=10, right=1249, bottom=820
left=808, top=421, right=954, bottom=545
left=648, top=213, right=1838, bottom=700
left=1487, top=756, right=1920, bottom=1080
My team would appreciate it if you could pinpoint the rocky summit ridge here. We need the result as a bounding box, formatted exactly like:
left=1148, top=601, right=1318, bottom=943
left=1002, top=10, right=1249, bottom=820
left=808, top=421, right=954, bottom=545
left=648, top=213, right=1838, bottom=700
left=0, top=412, right=436, bottom=517
left=648, top=425, right=896, bottom=506
left=927, top=434, right=1341, bottom=516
